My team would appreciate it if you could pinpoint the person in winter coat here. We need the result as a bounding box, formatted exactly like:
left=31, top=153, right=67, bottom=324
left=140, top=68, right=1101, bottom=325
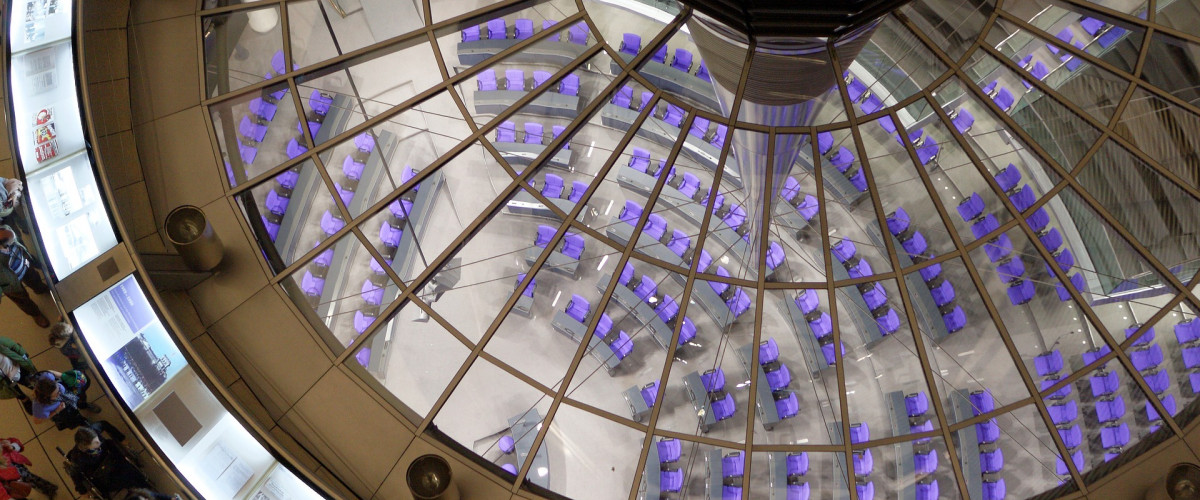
left=0, top=437, right=58, bottom=499
left=0, top=227, right=49, bottom=328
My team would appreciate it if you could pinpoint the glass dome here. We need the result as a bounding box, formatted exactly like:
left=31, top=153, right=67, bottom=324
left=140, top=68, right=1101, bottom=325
left=202, top=0, right=1200, bottom=497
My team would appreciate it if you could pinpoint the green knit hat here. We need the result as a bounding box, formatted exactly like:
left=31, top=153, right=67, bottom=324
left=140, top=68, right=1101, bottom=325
left=61, top=370, right=84, bottom=389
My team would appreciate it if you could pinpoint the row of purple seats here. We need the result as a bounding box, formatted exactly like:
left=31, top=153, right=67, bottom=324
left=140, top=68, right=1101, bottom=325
left=461, top=18, right=540, bottom=41
left=563, top=295, right=634, bottom=360
left=779, top=177, right=820, bottom=225
left=886, top=207, right=967, bottom=333
left=1051, top=29, right=1086, bottom=72
left=794, top=290, right=845, bottom=366
left=962, top=391, right=1004, bottom=494
left=615, top=262, right=699, bottom=345
left=257, top=168, right=302, bottom=240
left=981, top=80, right=1016, bottom=113
left=994, top=167, right=1087, bottom=303
left=533, top=225, right=585, bottom=259
left=1017, top=54, right=1051, bottom=91
left=532, top=173, right=587, bottom=202
left=831, top=240, right=904, bottom=335
left=958, top=193, right=1032, bottom=305
left=1178, top=319, right=1200, bottom=399
left=495, top=120, right=568, bottom=146
left=332, top=133, right=378, bottom=206
left=843, top=72, right=871, bottom=104
left=700, top=369, right=738, bottom=425
left=611, top=85, right=654, bottom=113
left=815, top=133, right=870, bottom=192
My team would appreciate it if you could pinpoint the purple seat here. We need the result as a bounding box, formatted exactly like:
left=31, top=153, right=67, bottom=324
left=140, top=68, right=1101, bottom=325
left=787, top=452, right=809, bottom=477
left=849, top=422, right=869, bottom=444
left=515, top=273, right=535, bottom=298
left=984, top=234, right=1013, bottom=262
left=264, top=190, right=289, bottom=215
left=929, top=279, right=955, bottom=307
left=853, top=449, right=873, bottom=476
left=689, top=116, right=711, bottom=141
left=310, top=90, right=333, bottom=116
left=952, top=109, right=975, bottom=133
left=831, top=240, right=857, bottom=263
left=874, top=307, right=900, bottom=334
left=701, top=369, right=726, bottom=393
left=629, top=147, right=651, bottom=172
left=711, top=124, right=728, bottom=148
left=655, top=295, right=679, bottom=324
left=723, top=204, right=747, bottom=230
left=619, top=33, right=641, bottom=55
left=617, top=262, right=635, bottom=287
left=542, top=19, right=557, bottom=36
left=794, top=195, right=819, bottom=222
left=1040, top=227, right=1063, bottom=252
left=759, top=338, right=780, bottom=365
left=334, top=182, right=354, bottom=206
left=979, top=448, right=1003, bottom=474
left=643, top=213, right=667, bottom=240
left=982, top=479, right=1006, bottom=500
left=343, top=155, right=365, bottom=181
left=795, top=290, right=820, bottom=316
left=524, top=122, right=544, bottom=145
left=514, top=18, right=533, bottom=39
left=571, top=179, right=590, bottom=201
left=531, top=70, right=551, bottom=89
left=957, top=192, right=985, bottom=221
left=379, top=222, right=402, bottom=248
left=1091, top=371, right=1119, bottom=397
left=462, top=25, right=480, bottom=42
left=638, top=91, right=654, bottom=111
left=901, top=231, right=928, bottom=256
left=905, top=392, right=929, bottom=417
left=919, top=263, right=942, bottom=283
left=567, top=21, right=589, bottom=45
left=562, top=233, right=585, bottom=258
left=994, top=164, right=1022, bottom=193
left=650, top=44, right=668, bottom=63
left=487, top=18, right=506, bottom=39
left=997, top=257, right=1025, bottom=283
left=857, top=481, right=875, bottom=500
left=533, top=225, right=556, bottom=248
left=559, top=73, right=579, bottom=96
left=1127, top=325, right=1155, bottom=346
left=1010, top=184, right=1036, bottom=211
left=301, top=271, right=325, bottom=297
left=943, top=306, right=966, bottom=333
left=1176, top=319, right=1200, bottom=345
left=361, top=280, right=384, bottom=306
left=477, top=69, right=498, bottom=91
left=911, top=418, right=933, bottom=436
left=1144, top=368, right=1169, bottom=394
left=313, top=247, right=334, bottom=268
left=566, top=295, right=590, bottom=322
left=860, top=95, right=883, bottom=114
left=765, top=364, right=791, bottom=390
left=496, top=121, right=516, bottom=142
left=1130, top=343, right=1164, bottom=371
left=1040, top=375, right=1072, bottom=400
left=1081, top=345, right=1111, bottom=366
left=847, top=258, right=873, bottom=279
left=1056, top=450, right=1084, bottom=475
left=694, top=249, right=713, bottom=273
left=915, top=139, right=939, bottom=165
left=660, top=469, right=683, bottom=492
left=886, top=207, right=910, bottom=236
left=1019, top=207, right=1048, bottom=234
left=641, top=381, right=660, bottom=409
left=249, top=97, right=277, bottom=121
left=809, top=312, right=833, bottom=339
left=609, top=331, right=633, bottom=359
left=667, top=230, right=691, bottom=257
left=663, top=104, right=685, bottom=127
left=1054, top=273, right=1085, bottom=301
left=612, top=85, right=633, bottom=108
left=1081, top=17, right=1106, bottom=36
left=829, top=147, right=855, bottom=172
left=1148, top=394, right=1176, bottom=421
left=697, top=61, right=710, bottom=81
left=780, top=177, right=802, bottom=204
left=676, top=172, right=701, bottom=198
left=678, top=317, right=697, bottom=345
left=1029, top=60, right=1050, bottom=83
left=505, top=69, right=525, bottom=91
left=240, top=116, right=267, bottom=142
left=727, top=289, right=751, bottom=318
left=1100, top=423, right=1130, bottom=449
left=671, top=49, right=693, bottom=72
left=816, top=132, right=834, bottom=157
left=821, top=342, right=842, bottom=365
left=552, top=125, right=568, bottom=149
left=1006, top=278, right=1034, bottom=305
left=775, top=391, right=799, bottom=419
left=969, top=390, right=994, bottom=415
left=860, top=283, right=886, bottom=313
left=634, top=275, right=657, bottom=302
left=977, top=418, right=999, bottom=444
left=389, top=199, right=413, bottom=220
left=320, top=210, right=345, bottom=235
left=354, top=310, right=375, bottom=334
left=994, top=87, right=1015, bottom=112
left=286, top=138, right=308, bottom=160
left=915, top=449, right=938, bottom=475
left=971, top=214, right=1000, bottom=240
left=847, top=78, right=869, bottom=103
left=542, top=173, right=564, bottom=198
left=1096, top=396, right=1124, bottom=423
left=1048, top=399, right=1078, bottom=425
left=1035, top=350, right=1064, bottom=377
left=657, top=437, right=679, bottom=462
left=1098, top=26, right=1127, bottom=48
left=766, top=241, right=786, bottom=271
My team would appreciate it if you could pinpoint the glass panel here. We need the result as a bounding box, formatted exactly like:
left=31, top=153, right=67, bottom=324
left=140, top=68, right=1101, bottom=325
left=202, top=5, right=285, bottom=97
left=210, top=80, right=300, bottom=186
left=749, top=450, right=850, bottom=500
left=768, top=133, right=828, bottom=282
left=1076, top=139, right=1200, bottom=275
left=236, top=159, right=345, bottom=271
left=352, top=299, right=472, bottom=421
left=636, top=25, right=723, bottom=115
left=839, top=279, right=934, bottom=440
left=819, top=132, right=892, bottom=281
left=278, top=230, right=402, bottom=354
left=286, top=0, right=424, bottom=70
left=697, top=128, right=765, bottom=282
left=754, top=290, right=843, bottom=444
left=1067, top=350, right=1165, bottom=479
left=484, top=228, right=621, bottom=387
left=1141, top=31, right=1200, bottom=104
left=900, top=0, right=995, bottom=61
left=532, top=403, right=644, bottom=497
left=951, top=403, right=1068, bottom=499
left=852, top=436, right=961, bottom=500
left=850, top=16, right=948, bottom=118
left=1113, top=88, right=1200, bottom=194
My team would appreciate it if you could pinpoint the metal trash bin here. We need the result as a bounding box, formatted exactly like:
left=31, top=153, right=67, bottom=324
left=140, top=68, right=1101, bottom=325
left=407, top=454, right=459, bottom=500
left=1146, top=463, right=1200, bottom=500
left=165, top=205, right=224, bottom=272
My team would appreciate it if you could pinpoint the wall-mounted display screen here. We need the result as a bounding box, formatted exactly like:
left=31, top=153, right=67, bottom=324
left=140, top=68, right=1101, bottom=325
left=73, top=275, right=186, bottom=410
left=7, top=6, right=118, bottom=279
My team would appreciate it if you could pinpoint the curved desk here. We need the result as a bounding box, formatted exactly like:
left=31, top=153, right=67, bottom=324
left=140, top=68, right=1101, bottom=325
left=611, top=54, right=721, bottom=111
left=600, top=104, right=741, bottom=188
left=458, top=39, right=588, bottom=67
left=474, top=89, right=581, bottom=119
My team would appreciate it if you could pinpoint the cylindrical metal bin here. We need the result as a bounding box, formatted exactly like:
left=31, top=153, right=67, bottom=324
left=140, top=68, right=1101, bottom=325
left=1146, top=463, right=1200, bottom=500
left=164, top=205, right=224, bottom=272
left=406, top=454, right=459, bottom=500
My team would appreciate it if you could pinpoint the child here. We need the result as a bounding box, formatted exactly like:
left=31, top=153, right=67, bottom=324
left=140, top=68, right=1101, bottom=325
left=48, top=322, right=88, bottom=372
left=0, top=437, right=59, bottom=498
